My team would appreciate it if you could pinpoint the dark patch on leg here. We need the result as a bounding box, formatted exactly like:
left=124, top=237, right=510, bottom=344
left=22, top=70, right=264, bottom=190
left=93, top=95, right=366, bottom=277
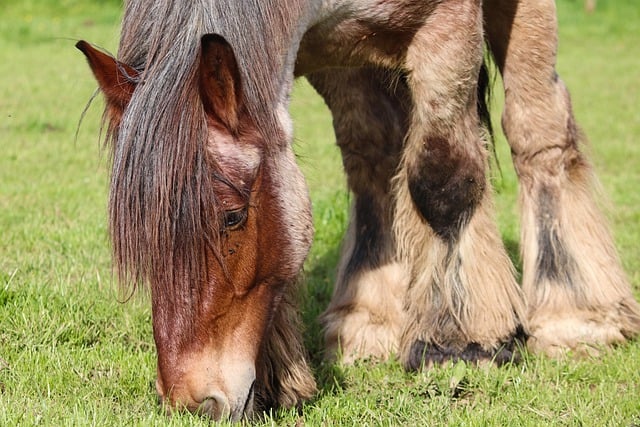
left=407, top=136, right=485, bottom=241
left=342, top=193, right=392, bottom=279
left=535, top=186, right=577, bottom=289
left=406, top=326, right=527, bottom=370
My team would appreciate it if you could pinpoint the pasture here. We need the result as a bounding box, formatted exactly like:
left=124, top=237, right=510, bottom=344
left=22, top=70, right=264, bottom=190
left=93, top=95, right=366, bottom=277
left=1, top=0, right=639, bottom=424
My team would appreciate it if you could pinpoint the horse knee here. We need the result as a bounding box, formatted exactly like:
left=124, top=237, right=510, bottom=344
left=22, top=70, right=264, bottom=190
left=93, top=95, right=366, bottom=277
left=406, top=136, right=486, bottom=240
left=503, top=79, right=584, bottom=176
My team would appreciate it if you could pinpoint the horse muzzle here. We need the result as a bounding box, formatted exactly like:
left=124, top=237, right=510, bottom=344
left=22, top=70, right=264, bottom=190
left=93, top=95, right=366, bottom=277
left=156, top=355, right=257, bottom=421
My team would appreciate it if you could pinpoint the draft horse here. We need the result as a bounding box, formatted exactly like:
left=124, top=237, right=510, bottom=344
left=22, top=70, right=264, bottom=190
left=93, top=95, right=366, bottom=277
left=78, top=0, right=640, bottom=421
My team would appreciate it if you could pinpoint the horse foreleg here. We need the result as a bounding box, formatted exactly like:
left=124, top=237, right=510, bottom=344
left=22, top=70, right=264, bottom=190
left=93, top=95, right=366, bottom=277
left=307, top=67, right=411, bottom=363
left=394, top=0, right=526, bottom=369
left=484, top=0, right=640, bottom=356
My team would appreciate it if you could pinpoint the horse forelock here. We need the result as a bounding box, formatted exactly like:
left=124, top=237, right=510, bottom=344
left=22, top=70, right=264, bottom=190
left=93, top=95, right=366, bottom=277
left=105, top=0, right=307, bottom=320
left=107, top=60, right=221, bottom=305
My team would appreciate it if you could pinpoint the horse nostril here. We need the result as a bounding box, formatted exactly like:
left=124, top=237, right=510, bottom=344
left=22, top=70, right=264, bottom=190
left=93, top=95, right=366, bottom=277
left=199, top=393, right=231, bottom=420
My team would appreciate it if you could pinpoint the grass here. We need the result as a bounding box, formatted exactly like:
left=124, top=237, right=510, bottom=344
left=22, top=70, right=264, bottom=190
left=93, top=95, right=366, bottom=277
left=1, top=0, right=639, bottom=425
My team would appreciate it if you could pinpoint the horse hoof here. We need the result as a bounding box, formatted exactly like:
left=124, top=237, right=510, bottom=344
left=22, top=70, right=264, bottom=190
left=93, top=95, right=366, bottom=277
left=527, top=313, right=636, bottom=357
left=406, top=329, right=526, bottom=370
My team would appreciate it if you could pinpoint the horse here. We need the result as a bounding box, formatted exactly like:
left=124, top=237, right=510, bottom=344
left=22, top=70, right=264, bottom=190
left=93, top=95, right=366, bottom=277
left=77, top=0, right=640, bottom=421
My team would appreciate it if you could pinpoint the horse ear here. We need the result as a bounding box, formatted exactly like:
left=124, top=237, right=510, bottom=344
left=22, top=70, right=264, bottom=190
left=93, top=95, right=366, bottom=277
left=199, top=34, right=243, bottom=131
left=76, top=40, right=138, bottom=109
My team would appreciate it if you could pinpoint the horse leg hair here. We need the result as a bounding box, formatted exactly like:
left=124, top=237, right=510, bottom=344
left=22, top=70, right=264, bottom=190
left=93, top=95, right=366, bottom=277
left=393, top=0, right=526, bottom=369
left=307, top=67, right=411, bottom=363
left=484, top=0, right=640, bottom=356
left=255, top=278, right=317, bottom=409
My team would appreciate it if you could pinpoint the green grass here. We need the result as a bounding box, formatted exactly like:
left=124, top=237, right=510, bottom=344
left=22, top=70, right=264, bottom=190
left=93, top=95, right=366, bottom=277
left=1, top=0, right=639, bottom=425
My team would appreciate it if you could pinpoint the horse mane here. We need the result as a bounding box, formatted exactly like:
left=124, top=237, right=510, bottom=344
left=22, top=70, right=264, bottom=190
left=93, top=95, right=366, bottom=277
left=105, top=0, right=305, bottom=304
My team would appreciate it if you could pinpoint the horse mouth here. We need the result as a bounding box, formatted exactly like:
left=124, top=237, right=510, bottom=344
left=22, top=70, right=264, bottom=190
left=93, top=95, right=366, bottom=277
left=240, top=380, right=256, bottom=419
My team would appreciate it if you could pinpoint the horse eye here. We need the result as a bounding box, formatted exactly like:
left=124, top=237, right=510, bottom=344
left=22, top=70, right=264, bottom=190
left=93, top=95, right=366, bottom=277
left=223, top=208, right=247, bottom=230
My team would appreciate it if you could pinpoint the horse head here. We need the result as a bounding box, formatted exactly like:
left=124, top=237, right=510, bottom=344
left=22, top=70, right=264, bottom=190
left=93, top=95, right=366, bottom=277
left=77, top=35, right=313, bottom=420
